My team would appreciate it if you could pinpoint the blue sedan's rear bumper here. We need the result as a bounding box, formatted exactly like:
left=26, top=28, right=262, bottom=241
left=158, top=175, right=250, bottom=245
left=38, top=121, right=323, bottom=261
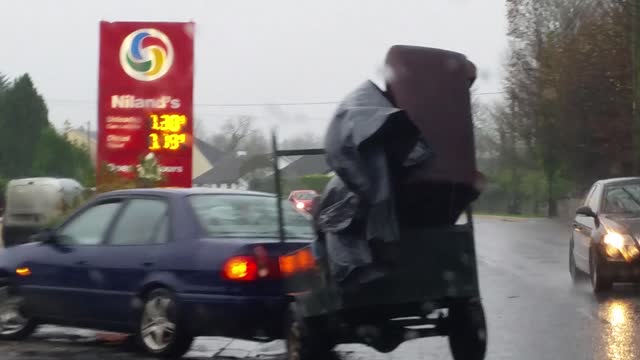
left=178, top=293, right=289, bottom=339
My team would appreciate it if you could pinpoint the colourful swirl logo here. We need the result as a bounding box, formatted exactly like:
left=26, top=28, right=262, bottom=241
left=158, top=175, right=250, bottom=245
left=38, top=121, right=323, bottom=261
left=119, top=29, right=174, bottom=81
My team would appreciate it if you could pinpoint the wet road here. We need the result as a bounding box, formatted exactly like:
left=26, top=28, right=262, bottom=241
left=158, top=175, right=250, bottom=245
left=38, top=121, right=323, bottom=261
left=2, top=217, right=639, bottom=359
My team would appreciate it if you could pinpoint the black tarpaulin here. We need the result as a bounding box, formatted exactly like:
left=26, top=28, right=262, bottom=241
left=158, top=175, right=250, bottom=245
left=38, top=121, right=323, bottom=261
left=313, top=45, right=479, bottom=286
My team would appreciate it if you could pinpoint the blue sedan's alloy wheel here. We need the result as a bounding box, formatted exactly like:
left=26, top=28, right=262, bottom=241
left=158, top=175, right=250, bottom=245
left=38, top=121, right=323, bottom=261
left=0, top=286, right=37, bottom=340
left=136, top=288, right=194, bottom=358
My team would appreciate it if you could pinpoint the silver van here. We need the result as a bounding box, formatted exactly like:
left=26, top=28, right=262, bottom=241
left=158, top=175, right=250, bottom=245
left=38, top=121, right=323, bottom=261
left=2, top=177, right=85, bottom=247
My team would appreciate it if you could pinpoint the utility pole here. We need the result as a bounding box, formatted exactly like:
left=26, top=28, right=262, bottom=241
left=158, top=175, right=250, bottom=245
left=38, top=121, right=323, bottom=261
left=86, top=121, right=92, bottom=161
left=633, top=0, right=640, bottom=173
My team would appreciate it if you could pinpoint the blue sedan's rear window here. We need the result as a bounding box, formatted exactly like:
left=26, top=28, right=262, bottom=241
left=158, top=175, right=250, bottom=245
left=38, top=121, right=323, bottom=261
left=188, top=194, right=314, bottom=239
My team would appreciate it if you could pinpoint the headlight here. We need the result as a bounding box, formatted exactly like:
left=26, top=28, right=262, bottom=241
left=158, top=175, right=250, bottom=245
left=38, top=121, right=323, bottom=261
left=604, top=232, right=640, bottom=261
left=604, top=233, right=626, bottom=249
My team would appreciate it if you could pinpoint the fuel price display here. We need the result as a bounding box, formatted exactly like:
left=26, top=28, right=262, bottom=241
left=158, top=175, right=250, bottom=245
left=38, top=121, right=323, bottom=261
left=148, top=114, right=189, bottom=151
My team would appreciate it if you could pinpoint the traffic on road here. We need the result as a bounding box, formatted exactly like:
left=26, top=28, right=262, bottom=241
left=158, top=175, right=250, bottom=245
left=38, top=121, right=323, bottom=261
left=1, top=0, right=637, bottom=358
left=0, top=188, right=314, bottom=358
left=4, top=217, right=640, bottom=359
left=571, top=178, right=640, bottom=293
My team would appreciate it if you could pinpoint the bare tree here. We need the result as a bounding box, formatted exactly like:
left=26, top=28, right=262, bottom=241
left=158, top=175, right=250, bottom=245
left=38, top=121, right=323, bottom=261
left=209, top=116, right=254, bottom=152
left=193, top=117, right=208, bottom=139
left=504, top=0, right=632, bottom=216
left=208, top=116, right=270, bottom=155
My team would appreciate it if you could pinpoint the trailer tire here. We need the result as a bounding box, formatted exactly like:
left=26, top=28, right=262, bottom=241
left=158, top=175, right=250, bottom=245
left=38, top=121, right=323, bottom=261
left=285, top=303, right=337, bottom=360
left=448, top=298, right=487, bottom=360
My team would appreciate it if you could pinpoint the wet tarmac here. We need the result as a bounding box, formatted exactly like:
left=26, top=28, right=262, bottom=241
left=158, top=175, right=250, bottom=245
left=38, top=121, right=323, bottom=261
left=2, top=217, right=639, bottom=359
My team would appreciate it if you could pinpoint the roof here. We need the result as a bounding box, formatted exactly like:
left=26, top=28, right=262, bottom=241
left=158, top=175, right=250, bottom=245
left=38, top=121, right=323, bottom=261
left=192, top=152, right=242, bottom=184
left=280, top=155, right=330, bottom=178
left=598, top=177, right=640, bottom=186
left=102, top=187, right=275, bottom=197
left=290, top=189, right=317, bottom=194
left=194, top=138, right=226, bottom=165
left=192, top=148, right=330, bottom=186
left=8, top=177, right=80, bottom=185
left=67, top=128, right=97, bottom=141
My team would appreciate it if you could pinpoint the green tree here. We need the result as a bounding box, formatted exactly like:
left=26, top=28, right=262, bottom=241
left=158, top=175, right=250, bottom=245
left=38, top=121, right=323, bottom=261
left=31, top=126, right=94, bottom=185
left=503, top=0, right=631, bottom=216
left=0, top=73, right=9, bottom=95
left=0, top=74, right=49, bottom=178
left=0, top=73, right=96, bottom=187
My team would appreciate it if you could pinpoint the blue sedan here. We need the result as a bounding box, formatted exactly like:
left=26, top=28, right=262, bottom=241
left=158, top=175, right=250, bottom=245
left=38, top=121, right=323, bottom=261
left=0, top=188, right=313, bottom=358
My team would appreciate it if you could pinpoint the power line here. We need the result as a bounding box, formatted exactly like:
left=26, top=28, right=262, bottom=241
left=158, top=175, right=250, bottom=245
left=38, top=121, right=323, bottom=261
left=45, top=99, right=339, bottom=106
left=46, top=91, right=506, bottom=108
left=196, top=101, right=338, bottom=107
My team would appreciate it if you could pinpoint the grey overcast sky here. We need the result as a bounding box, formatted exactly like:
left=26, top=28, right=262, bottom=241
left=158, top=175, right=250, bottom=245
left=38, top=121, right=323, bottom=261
left=2, top=0, right=507, bottom=139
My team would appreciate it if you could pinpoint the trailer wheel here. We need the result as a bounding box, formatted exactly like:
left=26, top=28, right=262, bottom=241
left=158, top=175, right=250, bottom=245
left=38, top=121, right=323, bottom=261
left=448, top=298, right=487, bottom=360
left=285, top=303, right=337, bottom=360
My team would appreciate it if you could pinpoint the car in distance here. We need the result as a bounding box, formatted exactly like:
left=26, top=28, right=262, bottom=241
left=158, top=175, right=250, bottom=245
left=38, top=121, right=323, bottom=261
left=2, top=177, right=85, bottom=248
left=570, top=177, right=640, bottom=293
left=0, top=188, right=313, bottom=358
left=288, top=190, right=318, bottom=212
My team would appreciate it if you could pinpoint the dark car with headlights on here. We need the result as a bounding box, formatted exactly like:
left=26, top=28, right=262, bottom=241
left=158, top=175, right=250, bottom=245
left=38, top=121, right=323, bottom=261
left=570, top=177, right=640, bottom=293
left=0, top=188, right=313, bottom=358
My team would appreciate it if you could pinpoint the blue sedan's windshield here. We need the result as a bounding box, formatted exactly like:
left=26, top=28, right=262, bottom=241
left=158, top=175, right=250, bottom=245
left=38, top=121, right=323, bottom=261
left=188, top=194, right=314, bottom=239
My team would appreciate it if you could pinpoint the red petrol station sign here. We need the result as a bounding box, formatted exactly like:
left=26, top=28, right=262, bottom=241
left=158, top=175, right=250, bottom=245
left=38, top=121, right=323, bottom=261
left=97, top=21, right=194, bottom=188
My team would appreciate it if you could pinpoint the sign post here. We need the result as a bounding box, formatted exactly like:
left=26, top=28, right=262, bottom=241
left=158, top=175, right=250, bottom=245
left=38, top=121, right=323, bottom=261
left=97, top=21, right=194, bottom=188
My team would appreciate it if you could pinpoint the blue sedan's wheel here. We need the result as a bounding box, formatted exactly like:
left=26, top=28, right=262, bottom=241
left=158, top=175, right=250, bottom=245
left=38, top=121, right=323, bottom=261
left=137, top=288, right=193, bottom=358
left=0, top=286, right=37, bottom=340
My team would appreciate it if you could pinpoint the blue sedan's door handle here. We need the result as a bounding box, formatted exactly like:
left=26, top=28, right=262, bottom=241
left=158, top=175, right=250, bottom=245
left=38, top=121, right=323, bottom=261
left=142, top=262, right=154, bottom=267
left=75, top=260, right=88, bottom=266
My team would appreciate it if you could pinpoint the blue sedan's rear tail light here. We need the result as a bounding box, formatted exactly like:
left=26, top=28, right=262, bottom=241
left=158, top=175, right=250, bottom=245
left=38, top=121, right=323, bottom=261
left=222, top=246, right=282, bottom=281
left=222, top=256, right=258, bottom=281
left=278, top=248, right=316, bottom=277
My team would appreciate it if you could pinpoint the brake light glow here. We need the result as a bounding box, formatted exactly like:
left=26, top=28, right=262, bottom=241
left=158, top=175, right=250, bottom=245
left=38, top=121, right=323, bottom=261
left=279, top=255, right=296, bottom=276
left=279, top=248, right=316, bottom=277
left=222, top=256, right=257, bottom=281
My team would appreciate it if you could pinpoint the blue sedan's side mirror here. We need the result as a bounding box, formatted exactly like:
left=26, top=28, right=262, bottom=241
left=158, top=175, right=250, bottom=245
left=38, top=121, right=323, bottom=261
left=32, top=229, right=57, bottom=244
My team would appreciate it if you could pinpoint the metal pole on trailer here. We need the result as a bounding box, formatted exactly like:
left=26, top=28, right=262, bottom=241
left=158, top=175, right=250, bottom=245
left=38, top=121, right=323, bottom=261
left=271, top=131, right=286, bottom=243
left=271, top=133, right=326, bottom=243
left=634, top=0, right=640, bottom=172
